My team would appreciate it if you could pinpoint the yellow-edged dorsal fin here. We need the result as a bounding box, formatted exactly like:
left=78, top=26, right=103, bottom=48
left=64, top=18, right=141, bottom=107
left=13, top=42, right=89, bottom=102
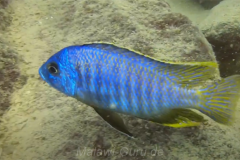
left=81, top=42, right=219, bottom=88
left=157, top=61, right=219, bottom=88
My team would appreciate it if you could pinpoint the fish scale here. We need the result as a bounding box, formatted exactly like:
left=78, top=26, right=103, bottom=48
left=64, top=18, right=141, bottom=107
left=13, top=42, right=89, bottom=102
left=96, top=45, right=189, bottom=115
left=39, top=43, right=240, bottom=136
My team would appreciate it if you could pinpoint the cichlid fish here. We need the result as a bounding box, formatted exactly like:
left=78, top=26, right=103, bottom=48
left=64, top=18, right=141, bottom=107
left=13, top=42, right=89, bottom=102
left=39, top=43, right=240, bottom=137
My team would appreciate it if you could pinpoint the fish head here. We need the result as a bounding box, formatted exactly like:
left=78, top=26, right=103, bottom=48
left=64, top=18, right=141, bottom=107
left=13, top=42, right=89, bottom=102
left=39, top=48, right=77, bottom=97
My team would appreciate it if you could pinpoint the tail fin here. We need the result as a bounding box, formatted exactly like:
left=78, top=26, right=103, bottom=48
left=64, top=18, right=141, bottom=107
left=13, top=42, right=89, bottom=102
left=197, top=75, right=240, bottom=125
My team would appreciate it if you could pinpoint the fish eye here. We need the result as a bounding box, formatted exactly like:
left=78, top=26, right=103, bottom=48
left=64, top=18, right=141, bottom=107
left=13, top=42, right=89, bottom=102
left=47, top=62, right=59, bottom=74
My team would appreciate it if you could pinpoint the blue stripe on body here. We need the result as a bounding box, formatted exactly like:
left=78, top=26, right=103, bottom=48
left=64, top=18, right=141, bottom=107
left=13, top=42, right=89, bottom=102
left=77, top=44, right=200, bottom=118
left=98, top=52, right=110, bottom=109
left=150, top=76, right=159, bottom=114
left=108, top=56, right=119, bottom=111
left=119, top=60, right=130, bottom=112
left=129, top=65, right=138, bottom=114
left=145, top=73, right=154, bottom=114
left=132, top=65, right=143, bottom=115
left=80, top=49, right=88, bottom=96
left=140, top=72, right=149, bottom=115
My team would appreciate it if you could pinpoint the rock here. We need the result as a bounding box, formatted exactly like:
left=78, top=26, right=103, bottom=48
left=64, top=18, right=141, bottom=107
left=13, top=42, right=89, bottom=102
left=195, top=0, right=223, bottom=9
left=200, top=0, right=240, bottom=77
left=0, top=0, right=11, bottom=31
left=0, top=0, right=9, bottom=8
left=0, top=1, right=25, bottom=118
left=0, top=37, right=21, bottom=117
left=52, top=0, right=218, bottom=74
left=164, top=0, right=210, bottom=25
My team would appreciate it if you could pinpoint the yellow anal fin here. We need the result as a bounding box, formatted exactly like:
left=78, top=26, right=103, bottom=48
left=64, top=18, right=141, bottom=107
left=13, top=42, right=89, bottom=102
left=149, top=108, right=205, bottom=128
left=162, top=117, right=201, bottom=128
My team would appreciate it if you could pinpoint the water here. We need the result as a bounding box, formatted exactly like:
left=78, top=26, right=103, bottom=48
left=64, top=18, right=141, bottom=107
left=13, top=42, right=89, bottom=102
left=0, top=0, right=240, bottom=159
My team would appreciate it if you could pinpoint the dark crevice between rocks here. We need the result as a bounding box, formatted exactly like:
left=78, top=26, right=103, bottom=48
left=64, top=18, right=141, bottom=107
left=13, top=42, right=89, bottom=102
left=194, top=0, right=223, bottom=9
left=207, top=37, right=240, bottom=78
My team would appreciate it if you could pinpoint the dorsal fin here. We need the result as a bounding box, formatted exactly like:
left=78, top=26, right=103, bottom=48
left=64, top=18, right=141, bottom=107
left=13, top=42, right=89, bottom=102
left=81, top=42, right=219, bottom=87
left=157, top=62, right=219, bottom=88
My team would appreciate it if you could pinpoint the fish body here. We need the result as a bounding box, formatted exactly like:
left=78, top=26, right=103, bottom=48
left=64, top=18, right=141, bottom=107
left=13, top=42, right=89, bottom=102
left=40, top=44, right=196, bottom=117
left=39, top=43, right=240, bottom=137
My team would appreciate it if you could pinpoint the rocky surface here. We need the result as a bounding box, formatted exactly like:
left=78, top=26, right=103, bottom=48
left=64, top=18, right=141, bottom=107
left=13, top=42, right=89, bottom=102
left=200, top=0, right=240, bottom=77
left=0, top=0, right=11, bottom=30
left=0, top=0, right=26, bottom=118
left=195, top=0, right=223, bottom=9
left=0, top=38, right=21, bottom=117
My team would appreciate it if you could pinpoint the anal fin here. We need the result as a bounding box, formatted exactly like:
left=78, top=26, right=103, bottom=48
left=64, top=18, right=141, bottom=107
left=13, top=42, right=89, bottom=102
left=149, top=108, right=205, bottom=128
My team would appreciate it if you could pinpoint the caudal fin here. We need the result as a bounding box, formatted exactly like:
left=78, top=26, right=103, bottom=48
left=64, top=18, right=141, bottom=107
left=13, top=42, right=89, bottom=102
left=197, top=75, right=240, bottom=125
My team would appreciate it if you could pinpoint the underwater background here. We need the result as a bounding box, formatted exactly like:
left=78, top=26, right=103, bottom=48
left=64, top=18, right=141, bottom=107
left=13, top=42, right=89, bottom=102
left=0, top=0, right=240, bottom=159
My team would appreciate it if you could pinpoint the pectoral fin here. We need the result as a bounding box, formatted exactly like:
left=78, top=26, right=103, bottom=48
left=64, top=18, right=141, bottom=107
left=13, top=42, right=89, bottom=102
left=93, top=108, right=134, bottom=138
left=149, top=108, right=205, bottom=128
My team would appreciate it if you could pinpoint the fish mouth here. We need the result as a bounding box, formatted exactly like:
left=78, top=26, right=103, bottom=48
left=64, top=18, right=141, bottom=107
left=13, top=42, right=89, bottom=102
left=38, top=67, right=46, bottom=81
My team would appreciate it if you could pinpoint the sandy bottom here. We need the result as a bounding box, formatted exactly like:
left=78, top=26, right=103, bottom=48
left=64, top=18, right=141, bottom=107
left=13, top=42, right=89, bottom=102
left=1, top=0, right=240, bottom=160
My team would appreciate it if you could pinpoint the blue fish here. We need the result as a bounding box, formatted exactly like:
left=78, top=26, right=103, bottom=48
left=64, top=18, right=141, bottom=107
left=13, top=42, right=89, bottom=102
left=39, top=43, right=240, bottom=137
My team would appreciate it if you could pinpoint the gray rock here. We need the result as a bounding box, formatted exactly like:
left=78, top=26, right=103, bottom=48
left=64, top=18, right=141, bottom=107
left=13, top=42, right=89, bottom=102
left=51, top=0, right=218, bottom=70
left=0, top=0, right=25, bottom=117
left=200, top=0, right=240, bottom=77
left=195, top=0, right=223, bottom=9
left=0, top=0, right=11, bottom=31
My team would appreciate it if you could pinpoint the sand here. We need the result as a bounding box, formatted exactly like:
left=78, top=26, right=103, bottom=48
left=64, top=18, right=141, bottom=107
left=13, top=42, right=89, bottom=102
left=1, top=0, right=240, bottom=160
